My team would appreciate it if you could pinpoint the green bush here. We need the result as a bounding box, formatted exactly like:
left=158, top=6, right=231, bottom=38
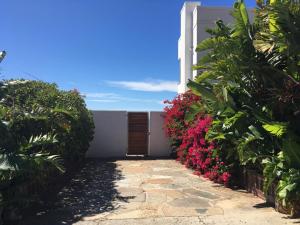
left=184, top=0, right=300, bottom=215
left=0, top=79, right=94, bottom=222
left=1, top=80, right=94, bottom=163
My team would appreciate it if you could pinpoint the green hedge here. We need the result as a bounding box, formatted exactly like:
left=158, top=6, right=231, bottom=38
left=0, top=80, right=94, bottom=222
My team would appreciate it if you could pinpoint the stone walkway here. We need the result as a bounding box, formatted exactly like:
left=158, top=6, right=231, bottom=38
left=22, top=159, right=300, bottom=225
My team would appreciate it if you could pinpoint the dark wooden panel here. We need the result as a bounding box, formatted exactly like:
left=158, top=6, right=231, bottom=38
left=128, top=112, right=148, bottom=155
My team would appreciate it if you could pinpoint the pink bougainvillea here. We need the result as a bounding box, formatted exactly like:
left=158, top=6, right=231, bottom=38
left=163, top=91, right=200, bottom=141
left=163, top=92, right=231, bottom=186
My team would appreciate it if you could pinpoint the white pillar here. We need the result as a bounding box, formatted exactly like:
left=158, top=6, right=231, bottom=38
left=178, top=2, right=201, bottom=94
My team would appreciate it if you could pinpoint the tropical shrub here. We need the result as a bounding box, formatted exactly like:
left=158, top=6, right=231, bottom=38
left=0, top=79, right=94, bottom=222
left=190, top=0, right=300, bottom=214
left=163, top=91, right=200, bottom=154
left=164, top=93, right=232, bottom=186
left=1, top=80, right=94, bottom=164
left=165, top=0, right=300, bottom=215
left=183, top=116, right=231, bottom=186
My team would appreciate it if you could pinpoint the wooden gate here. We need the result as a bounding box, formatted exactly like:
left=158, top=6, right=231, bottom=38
left=127, top=112, right=148, bottom=155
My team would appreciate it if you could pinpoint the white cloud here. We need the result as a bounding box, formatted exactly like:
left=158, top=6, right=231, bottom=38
left=87, top=99, right=119, bottom=103
left=107, top=80, right=178, bottom=92
left=84, top=92, right=119, bottom=98
left=84, top=92, right=163, bottom=104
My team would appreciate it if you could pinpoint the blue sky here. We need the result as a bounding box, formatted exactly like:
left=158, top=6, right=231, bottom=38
left=0, top=0, right=255, bottom=111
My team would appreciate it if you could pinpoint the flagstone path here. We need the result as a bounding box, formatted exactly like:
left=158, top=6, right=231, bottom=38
left=22, top=159, right=300, bottom=225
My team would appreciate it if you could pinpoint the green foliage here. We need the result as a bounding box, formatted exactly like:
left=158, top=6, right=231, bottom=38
left=184, top=103, right=204, bottom=123
left=187, top=0, right=300, bottom=209
left=1, top=80, right=94, bottom=162
left=277, top=169, right=300, bottom=208
left=0, top=79, right=94, bottom=221
left=187, top=80, right=218, bottom=107
left=231, top=0, right=251, bottom=38
left=262, top=122, right=287, bottom=137
left=282, top=132, right=300, bottom=169
left=263, top=151, right=300, bottom=209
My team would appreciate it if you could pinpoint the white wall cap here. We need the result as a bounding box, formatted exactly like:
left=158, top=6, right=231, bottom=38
left=181, top=1, right=201, bottom=14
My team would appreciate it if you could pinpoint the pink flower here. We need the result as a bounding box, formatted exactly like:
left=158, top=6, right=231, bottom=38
left=222, top=172, right=231, bottom=186
left=163, top=91, right=231, bottom=187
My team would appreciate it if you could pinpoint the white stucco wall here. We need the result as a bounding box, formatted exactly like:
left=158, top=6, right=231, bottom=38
left=178, top=2, right=254, bottom=92
left=86, top=111, right=172, bottom=158
left=86, top=111, right=127, bottom=158
left=192, top=7, right=233, bottom=79
left=149, top=112, right=172, bottom=157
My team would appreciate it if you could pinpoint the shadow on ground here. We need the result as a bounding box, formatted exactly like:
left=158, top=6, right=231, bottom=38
left=20, top=160, right=125, bottom=225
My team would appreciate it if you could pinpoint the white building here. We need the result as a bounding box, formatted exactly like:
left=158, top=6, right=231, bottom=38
left=178, top=2, right=234, bottom=93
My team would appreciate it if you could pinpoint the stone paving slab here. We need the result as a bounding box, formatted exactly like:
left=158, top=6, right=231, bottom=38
left=83, top=217, right=205, bottom=225
left=22, top=159, right=300, bottom=225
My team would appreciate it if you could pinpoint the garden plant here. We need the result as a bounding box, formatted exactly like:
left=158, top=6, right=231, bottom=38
left=164, top=0, right=300, bottom=217
left=0, top=75, right=94, bottom=223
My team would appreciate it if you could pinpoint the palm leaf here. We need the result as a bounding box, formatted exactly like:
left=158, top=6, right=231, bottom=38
left=184, top=103, right=203, bottom=123
left=262, top=122, right=287, bottom=137
left=231, top=0, right=251, bottom=38
left=262, top=157, right=277, bottom=193
left=33, top=153, right=65, bottom=173
left=21, top=134, right=58, bottom=152
left=194, top=71, right=215, bottom=83
left=196, top=37, right=225, bottom=52
left=0, top=154, right=17, bottom=171
left=187, top=80, right=217, bottom=102
left=222, top=111, right=245, bottom=130
left=282, top=132, right=300, bottom=169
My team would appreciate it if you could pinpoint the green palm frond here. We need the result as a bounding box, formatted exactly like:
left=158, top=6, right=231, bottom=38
left=237, top=133, right=258, bottom=164
left=231, top=0, right=251, bottom=38
left=276, top=169, right=300, bottom=207
left=32, top=153, right=65, bottom=173
left=21, top=134, right=58, bottom=152
left=184, top=103, right=204, bottom=123
left=0, top=154, right=17, bottom=171
left=253, top=39, right=275, bottom=53
left=262, top=151, right=288, bottom=195
left=187, top=80, right=217, bottom=102
left=196, top=37, right=225, bottom=52
left=262, top=122, right=288, bottom=137
left=196, top=54, right=215, bottom=65
left=282, top=132, right=300, bottom=169
left=194, top=71, right=215, bottom=83
left=222, top=111, right=246, bottom=130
